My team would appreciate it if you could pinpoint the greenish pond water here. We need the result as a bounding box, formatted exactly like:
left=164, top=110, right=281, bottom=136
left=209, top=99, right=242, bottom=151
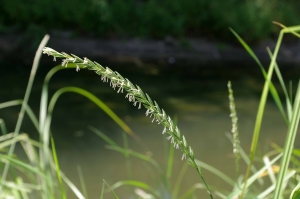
left=1, top=60, right=299, bottom=198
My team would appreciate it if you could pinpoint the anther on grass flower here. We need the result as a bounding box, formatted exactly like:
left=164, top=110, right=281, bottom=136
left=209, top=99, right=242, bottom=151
left=76, top=64, right=80, bottom=72
left=162, top=127, right=166, bottom=134
left=61, top=59, right=68, bottom=67
left=182, top=153, right=186, bottom=160
left=43, top=47, right=215, bottom=199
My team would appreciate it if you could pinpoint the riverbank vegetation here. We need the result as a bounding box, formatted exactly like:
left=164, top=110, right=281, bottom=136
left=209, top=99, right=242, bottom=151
left=1, top=24, right=300, bottom=198
left=1, top=0, right=300, bottom=42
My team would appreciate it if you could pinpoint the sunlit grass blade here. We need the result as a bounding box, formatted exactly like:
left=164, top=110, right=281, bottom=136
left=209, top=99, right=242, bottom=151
left=103, top=180, right=119, bottom=199
left=2, top=36, right=50, bottom=190
left=227, top=153, right=282, bottom=199
left=39, top=64, right=78, bottom=133
left=50, top=135, right=66, bottom=199
left=273, top=81, right=300, bottom=199
left=290, top=182, right=300, bottom=199
left=109, top=180, right=159, bottom=197
left=43, top=86, right=134, bottom=159
left=0, top=100, right=22, bottom=109
left=0, top=134, right=36, bottom=153
left=273, top=22, right=300, bottom=38
left=58, top=170, right=85, bottom=199
left=230, top=28, right=288, bottom=124
left=40, top=86, right=135, bottom=182
left=134, top=188, right=156, bottom=199
left=257, top=170, right=296, bottom=199
left=16, top=177, right=29, bottom=199
left=263, top=156, right=276, bottom=184
left=240, top=30, right=284, bottom=198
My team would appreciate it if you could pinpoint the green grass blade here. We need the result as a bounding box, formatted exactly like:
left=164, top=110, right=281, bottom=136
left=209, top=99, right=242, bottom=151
left=100, top=182, right=105, bottom=199
left=89, top=126, right=119, bottom=147
left=273, top=81, right=300, bottom=199
left=105, top=145, right=161, bottom=171
left=43, top=86, right=134, bottom=153
left=122, top=132, right=132, bottom=180
left=103, top=180, right=119, bottom=199
left=109, top=180, right=158, bottom=197
left=179, top=183, right=207, bottom=199
left=172, top=162, right=189, bottom=198
left=166, top=143, right=174, bottom=178
left=41, top=86, right=134, bottom=173
left=0, top=154, right=48, bottom=178
left=77, top=166, right=88, bottom=199
left=16, top=177, right=29, bottom=199
left=290, top=182, right=300, bottom=199
left=59, top=171, right=85, bottom=199
left=257, top=170, right=296, bottom=199
left=0, top=100, right=23, bottom=109
left=39, top=64, right=78, bottom=134
left=195, top=159, right=235, bottom=186
left=227, top=153, right=282, bottom=199
left=240, top=30, right=284, bottom=198
left=0, top=100, right=39, bottom=132
left=266, top=47, right=293, bottom=121
left=229, top=28, right=264, bottom=69
left=225, top=132, right=264, bottom=185
left=0, top=35, right=50, bottom=192
left=0, top=119, right=7, bottom=135
left=50, top=135, right=66, bottom=199
left=230, top=28, right=288, bottom=124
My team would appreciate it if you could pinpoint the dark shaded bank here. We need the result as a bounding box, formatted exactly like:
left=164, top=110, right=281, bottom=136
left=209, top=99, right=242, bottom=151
left=1, top=33, right=300, bottom=68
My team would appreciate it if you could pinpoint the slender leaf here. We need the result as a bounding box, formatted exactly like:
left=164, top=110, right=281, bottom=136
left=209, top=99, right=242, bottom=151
left=273, top=82, right=300, bottom=199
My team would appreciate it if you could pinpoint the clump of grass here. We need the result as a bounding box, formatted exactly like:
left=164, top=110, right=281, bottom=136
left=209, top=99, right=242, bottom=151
left=43, top=47, right=214, bottom=199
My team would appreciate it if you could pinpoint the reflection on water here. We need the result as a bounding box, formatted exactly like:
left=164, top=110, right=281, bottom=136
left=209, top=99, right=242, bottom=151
left=0, top=60, right=299, bottom=198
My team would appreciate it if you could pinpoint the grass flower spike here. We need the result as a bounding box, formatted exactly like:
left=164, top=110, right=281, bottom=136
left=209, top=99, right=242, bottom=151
left=43, top=47, right=214, bottom=199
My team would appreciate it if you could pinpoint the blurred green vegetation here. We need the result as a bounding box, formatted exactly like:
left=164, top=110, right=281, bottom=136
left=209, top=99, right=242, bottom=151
left=0, top=0, right=300, bottom=42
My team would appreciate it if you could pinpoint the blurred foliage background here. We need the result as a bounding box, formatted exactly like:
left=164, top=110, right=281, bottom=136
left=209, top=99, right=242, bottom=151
left=0, top=0, right=300, bottom=42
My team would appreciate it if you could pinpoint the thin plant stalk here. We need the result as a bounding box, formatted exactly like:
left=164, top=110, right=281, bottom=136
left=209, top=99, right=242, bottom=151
left=43, top=47, right=214, bottom=199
